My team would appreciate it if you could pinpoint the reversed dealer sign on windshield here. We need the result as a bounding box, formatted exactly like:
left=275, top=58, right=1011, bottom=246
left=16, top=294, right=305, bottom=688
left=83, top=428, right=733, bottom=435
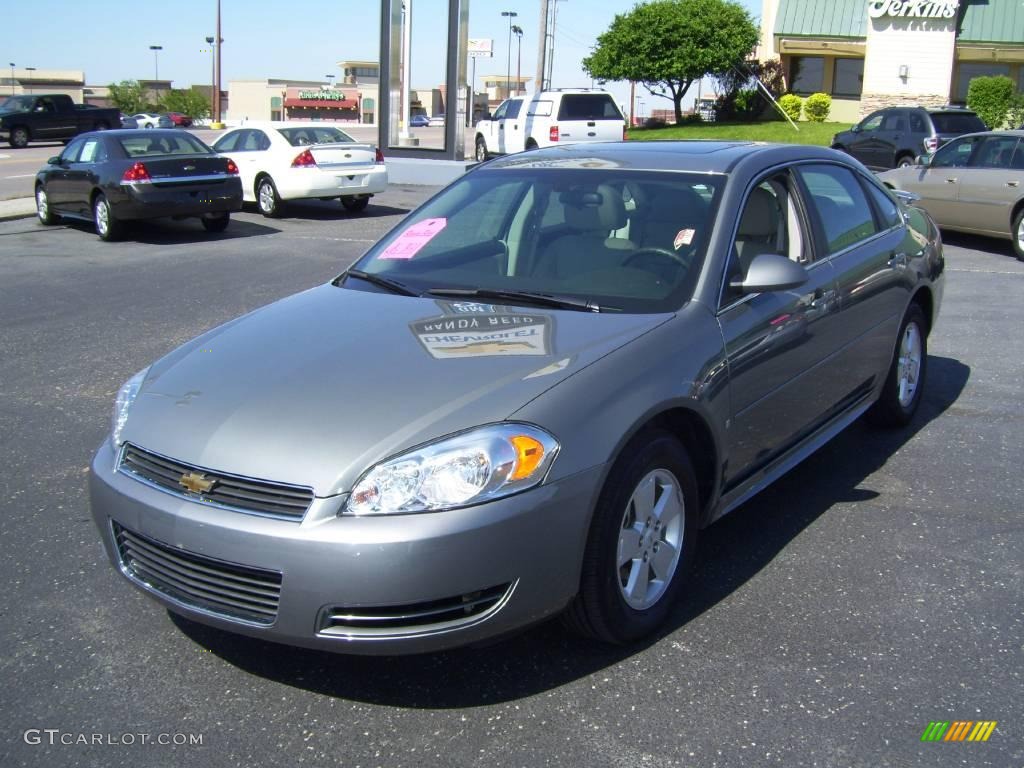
left=867, top=0, right=959, bottom=19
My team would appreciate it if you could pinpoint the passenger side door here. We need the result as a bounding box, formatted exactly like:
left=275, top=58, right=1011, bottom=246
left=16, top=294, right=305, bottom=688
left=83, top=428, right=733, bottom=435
left=915, top=135, right=982, bottom=228
left=498, top=98, right=524, bottom=154
left=718, top=172, right=842, bottom=488
left=44, top=138, right=84, bottom=208
left=64, top=136, right=107, bottom=216
left=847, top=112, right=885, bottom=168
left=33, top=97, right=74, bottom=140
left=877, top=111, right=909, bottom=168
left=955, top=135, right=1023, bottom=235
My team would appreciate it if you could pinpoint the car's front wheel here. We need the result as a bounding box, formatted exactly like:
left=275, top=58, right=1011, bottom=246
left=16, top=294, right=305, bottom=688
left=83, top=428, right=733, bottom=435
left=36, top=185, right=57, bottom=225
left=256, top=176, right=282, bottom=218
left=565, top=429, right=698, bottom=644
left=869, top=303, right=927, bottom=427
left=341, top=196, right=369, bottom=213
left=10, top=126, right=30, bottom=149
left=1012, top=209, right=1024, bottom=262
left=93, top=194, right=121, bottom=242
left=201, top=212, right=230, bottom=232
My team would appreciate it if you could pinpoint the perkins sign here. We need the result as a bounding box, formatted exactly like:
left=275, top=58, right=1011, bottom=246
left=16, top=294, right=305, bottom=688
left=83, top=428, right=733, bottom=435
left=867, top=0, right=959, bottom=19
left=298, top=90, right=349, bottom=101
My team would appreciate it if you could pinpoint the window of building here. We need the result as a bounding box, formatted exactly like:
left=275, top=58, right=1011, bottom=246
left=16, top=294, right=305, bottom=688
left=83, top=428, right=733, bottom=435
left=832, top=58, right=864, bottom=98
left=789, top=56, right=824, bottom=95
left=954, top=62, right=1011, bottom=103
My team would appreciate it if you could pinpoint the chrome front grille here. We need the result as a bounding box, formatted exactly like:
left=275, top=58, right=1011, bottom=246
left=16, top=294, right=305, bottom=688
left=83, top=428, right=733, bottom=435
left=113, top=522, right=282, bottom=625
left=318, top=582, right=515, bottom=639
left=119, top=443, right=313, bottom=520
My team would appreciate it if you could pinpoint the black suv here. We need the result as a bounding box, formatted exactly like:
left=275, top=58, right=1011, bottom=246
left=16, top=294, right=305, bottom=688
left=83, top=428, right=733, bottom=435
left=831, top=107, right=987, bottom=170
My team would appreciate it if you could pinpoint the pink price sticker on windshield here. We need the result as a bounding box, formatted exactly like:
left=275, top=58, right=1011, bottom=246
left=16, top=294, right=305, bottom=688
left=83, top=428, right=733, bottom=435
left=378, top=217, right=447, bottom=260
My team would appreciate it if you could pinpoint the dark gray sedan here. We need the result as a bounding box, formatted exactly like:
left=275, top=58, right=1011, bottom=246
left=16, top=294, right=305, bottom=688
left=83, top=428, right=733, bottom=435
left=89, top=141, right=944, bottom=654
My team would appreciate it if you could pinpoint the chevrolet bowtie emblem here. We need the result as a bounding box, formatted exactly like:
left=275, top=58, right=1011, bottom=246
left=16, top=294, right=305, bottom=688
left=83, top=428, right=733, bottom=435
left=179, top=471, right=216, bottom=494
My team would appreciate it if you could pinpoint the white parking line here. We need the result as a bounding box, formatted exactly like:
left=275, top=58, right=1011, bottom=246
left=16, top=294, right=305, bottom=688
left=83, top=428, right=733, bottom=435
left=0, top=154, right=11, bottom=160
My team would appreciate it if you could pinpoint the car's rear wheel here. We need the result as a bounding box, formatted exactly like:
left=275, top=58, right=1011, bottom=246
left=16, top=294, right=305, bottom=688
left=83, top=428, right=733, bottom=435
left=1012, top=209, right=1024, bottom=262
left=201, top=212, right=230, bottom=232
left=256, top=176, right=282, bottom=218
left=868, top=303, right=927, bottom=427
left=565, top=429, right=698, bottom=644
left=36, top=185, right=57, bottom=225
left=475, top=136, right=489, bottom=162
left=10, top=126, right=29, bottom=149
left=341, top=196, right=369, bottom=213
left=93, top=194, right=121, bottom=242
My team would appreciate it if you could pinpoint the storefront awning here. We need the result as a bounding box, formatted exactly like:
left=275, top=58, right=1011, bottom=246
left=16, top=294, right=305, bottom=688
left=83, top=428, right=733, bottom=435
left=959, top=0, right=1024, bottom=45
left=775, top=0, right=867, bottom=39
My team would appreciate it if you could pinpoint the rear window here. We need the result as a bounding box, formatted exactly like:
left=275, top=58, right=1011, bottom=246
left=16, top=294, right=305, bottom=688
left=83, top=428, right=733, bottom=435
left=930, top=112, right=987, bottom=134
left=277, top=126, right=354, bottom=146
left=557, top=94, right=623, bottom=121
left=118, top=133, right=212, bottom=157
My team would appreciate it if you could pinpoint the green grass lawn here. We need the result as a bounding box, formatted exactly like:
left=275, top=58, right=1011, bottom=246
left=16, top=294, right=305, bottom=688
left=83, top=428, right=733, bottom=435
left=626, top=121, right=848, bottom=146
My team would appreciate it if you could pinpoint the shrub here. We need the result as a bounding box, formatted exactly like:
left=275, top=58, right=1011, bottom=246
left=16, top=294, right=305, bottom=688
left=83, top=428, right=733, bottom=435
left=967, top=75, right=1017, bottom=129
left=778, top=93, right=803, bottom=122
left=804, top=92, right=832, bottom=122
left=1006, top=94, right=1024, bottom=130
left=643, top=116, right=667, bottom=129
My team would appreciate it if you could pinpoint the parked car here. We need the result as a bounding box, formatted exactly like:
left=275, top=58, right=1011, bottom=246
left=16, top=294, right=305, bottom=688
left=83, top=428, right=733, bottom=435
left=211, top=121, right=387, bottom=216
left=119, top=114, right=139, bottom=130
left=34, top=129, right=242, bottom=241
left=879, top=129, right=1024, bottom=260
left=409, top=114, right=430, bottom=128
left=831, top=106, right=987, bottom=170
left=428, top=114, right=445, bottom=127
left=0, top=94, right=121, bottom=148
left=165, top=112, right=193, bottom=128
left=475, top=88, right=626, bottom=161
left=89, top=141, right=944, bottom=654
left=131, top=113, right=173, bottom=129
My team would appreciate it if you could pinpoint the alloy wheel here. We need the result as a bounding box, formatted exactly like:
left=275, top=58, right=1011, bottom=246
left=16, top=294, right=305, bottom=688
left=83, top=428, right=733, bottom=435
left=897, top=321, right=922, bottom=408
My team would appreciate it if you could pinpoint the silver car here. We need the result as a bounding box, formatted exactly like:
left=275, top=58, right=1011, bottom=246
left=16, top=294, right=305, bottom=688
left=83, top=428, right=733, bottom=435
left=90, top=142, right=945, bottom=654
left=878, top=129, right=1024, bottom=260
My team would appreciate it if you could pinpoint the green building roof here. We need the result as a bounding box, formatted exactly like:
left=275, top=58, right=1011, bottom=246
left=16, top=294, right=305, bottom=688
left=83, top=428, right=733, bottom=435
left=774, top=0, right=1024, bottom=45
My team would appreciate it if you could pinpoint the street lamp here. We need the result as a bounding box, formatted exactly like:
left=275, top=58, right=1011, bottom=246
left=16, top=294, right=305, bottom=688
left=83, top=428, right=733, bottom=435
left=25, top=67, right=35, bottom=94
left=501, top=10, right=518, bottom=99
left=8, top=63, right=14, bottom=96
left=511, top=25, right=523, bottom=95
left=149, top=45, right=163, bottom=81
left=325, top=74, right=335, bottom=88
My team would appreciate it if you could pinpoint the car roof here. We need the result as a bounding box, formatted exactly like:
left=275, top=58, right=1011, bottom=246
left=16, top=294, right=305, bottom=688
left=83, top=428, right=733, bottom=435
left=227, top=121, right=352, bottom=131
left=482, top=140, right=847, bottom=174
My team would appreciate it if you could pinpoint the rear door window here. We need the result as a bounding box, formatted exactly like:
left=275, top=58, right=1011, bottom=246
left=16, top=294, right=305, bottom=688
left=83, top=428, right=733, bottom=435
left=213, top=131, right=243, bottom=152
left=908, top=111, right=927, bottom=133
left=930, top=112, right=987, bottom=134
left=557, top=94, right=623, bottom=121
left=972, top=136, right=1020, bottom=168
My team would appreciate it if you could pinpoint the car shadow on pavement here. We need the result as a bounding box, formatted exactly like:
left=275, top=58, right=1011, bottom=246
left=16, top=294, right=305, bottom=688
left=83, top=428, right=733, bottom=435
left=939, top=231, right=1018, bottom=260
left=245, top=200, right=412, bottom=221
left=172, top=355, right=970, bottom=708
left=57, top=216, right=280, bottom=244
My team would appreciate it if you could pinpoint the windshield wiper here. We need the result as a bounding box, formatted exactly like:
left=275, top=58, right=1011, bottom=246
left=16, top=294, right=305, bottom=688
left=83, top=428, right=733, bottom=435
left=340, top=269, right=420, bottom=297
left=427, top=287, right=603, bottom=313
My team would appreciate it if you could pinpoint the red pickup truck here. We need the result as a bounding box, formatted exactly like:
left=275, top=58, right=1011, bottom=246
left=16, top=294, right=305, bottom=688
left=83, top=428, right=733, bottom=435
left=0, top=94, right=121, bottom=148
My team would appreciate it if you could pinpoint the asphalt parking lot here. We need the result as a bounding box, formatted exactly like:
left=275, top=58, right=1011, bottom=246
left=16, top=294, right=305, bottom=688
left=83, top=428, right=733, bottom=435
left=0, top=193, right=1021, bottom=768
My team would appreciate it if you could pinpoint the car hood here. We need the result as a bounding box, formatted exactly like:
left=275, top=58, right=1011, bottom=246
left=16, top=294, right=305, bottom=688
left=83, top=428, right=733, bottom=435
left=120, top=284, right=670, bottom=497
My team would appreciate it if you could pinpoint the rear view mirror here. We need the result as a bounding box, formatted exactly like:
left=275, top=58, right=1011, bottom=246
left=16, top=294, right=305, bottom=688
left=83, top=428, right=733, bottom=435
left=730, top=253, right=808, bottom=294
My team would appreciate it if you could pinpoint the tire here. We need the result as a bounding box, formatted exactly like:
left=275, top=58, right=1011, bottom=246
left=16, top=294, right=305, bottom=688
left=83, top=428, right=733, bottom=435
left=10, top=126, right=30, bottom=149
left=896, top=154, right=915, bottom=169
left=256, top=176, right=282, bottom=218
left=93, top=193, right=121, bottom=242
left=1012, top=209, right=1024, bottom=262
left=475, top=136, right=489, bottom=162
left=525, top=139, right=539, bottom=151
left=565, top=429, right=699, bottom=645
left=144, top=124, right=154, bottom=129
left=93, top=121, right=110, bottom=132
left=868, top=303, right=927, bottom=427
left=341, top=196, right=369, bottom=213
left=201, top=212, right=230, bottom=232
left=35, top=185, right=57, bottom=225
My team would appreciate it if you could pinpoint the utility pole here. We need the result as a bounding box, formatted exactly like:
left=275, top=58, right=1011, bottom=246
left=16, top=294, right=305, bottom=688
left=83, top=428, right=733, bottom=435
left=546, top=0, right=566, bottom=89
left=536, top=0, right=549, bottom=92
left=501, top=11, right=518, bottom=100
left=213, top=0, right=223, bottom=127
left=512, top=26, right=523, bottom=95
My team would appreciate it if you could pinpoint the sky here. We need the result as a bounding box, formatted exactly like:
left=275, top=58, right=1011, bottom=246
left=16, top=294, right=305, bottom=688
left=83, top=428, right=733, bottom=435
left=3, top=0, right=763, bottom=116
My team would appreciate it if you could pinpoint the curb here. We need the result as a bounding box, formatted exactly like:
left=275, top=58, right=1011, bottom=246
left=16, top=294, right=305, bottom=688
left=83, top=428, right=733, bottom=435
left=0, top=197, right=37, bottom=223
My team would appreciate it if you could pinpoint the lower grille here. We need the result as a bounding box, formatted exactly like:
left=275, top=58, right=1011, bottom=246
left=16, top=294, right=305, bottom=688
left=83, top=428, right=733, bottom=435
left=119, top=443, right=313, bottom=520
left=113, top=522, right=282, bottom=625
left=318, top=582, right=515, bottom=639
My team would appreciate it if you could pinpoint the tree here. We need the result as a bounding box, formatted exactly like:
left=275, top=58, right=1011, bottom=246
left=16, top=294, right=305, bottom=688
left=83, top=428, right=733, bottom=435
left=583, top=0, right=759, bottom=124
left=107, top=80, right=148, bottom=115
left=163, top=88, right=211, bottom=119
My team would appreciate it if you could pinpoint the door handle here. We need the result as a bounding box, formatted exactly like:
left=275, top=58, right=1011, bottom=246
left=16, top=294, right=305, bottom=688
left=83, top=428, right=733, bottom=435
left=1008, top=181, right=1020, bottom=188
left=888, top=252, right=909, bottom=269
left=945, top=178, right=958, bottom=184
left=810, top=289, right=836, bottom=311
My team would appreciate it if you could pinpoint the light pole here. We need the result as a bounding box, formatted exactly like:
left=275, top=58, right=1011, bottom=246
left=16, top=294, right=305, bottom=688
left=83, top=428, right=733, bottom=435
left=501, top=10, right=517, bottom=99
left=205, top=36, right=216, bottom=118
left=512, top=25, right=523, bottom=95
left=546, top=0, right=566, bottom=89
left=149, top=45, right=163, bottom=81
left=213, top=0, right=223, bottom=127
left=8, top=63, right=14, bottom=95
left=25, top=67, right=35, bottom=94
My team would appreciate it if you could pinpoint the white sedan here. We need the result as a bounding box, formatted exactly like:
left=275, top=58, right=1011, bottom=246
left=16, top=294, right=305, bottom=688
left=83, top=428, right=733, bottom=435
left=212, top=122, right=387, bottom=216
left=131, top=113, right=172, bottom=129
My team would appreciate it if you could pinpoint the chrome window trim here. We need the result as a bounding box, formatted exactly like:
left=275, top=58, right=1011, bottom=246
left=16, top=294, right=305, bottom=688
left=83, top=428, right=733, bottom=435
left=120, top=173, right=237, bottom=187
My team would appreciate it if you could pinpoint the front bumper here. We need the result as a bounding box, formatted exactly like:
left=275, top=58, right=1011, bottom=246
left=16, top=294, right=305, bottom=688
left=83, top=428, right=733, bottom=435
left=275, top=165, right=388, bottom=201
left=111, top=178, right=243, bottom=221
left=89, top=439, right=602, bottom=654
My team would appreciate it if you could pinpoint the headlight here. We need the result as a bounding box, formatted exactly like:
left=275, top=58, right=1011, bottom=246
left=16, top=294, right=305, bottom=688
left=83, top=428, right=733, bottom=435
left=344, top=423, right=559, bottom=516
left=111, top=367, right=149, bottom=447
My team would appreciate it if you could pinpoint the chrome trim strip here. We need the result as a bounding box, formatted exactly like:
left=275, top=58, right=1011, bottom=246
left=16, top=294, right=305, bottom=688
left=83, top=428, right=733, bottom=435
left=120, top=173, right=235, bottom=186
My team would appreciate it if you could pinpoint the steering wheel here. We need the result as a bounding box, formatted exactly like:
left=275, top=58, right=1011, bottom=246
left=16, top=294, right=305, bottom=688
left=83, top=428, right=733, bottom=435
left=623, top=246, right=692, bottom=271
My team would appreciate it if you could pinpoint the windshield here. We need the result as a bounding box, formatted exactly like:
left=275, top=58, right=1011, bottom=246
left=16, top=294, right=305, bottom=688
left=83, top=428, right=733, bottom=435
left=277, top=126, right=354, bottom=146
left=0, top=96, right=34, bottom=111
left=118, top=133, right=213, bottom=157
left=347, top=168, right=723, bottom=313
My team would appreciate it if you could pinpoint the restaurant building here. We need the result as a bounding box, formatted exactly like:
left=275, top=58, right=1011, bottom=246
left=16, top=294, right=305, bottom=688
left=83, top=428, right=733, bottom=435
left=760, top=0, right=1024, bottom=122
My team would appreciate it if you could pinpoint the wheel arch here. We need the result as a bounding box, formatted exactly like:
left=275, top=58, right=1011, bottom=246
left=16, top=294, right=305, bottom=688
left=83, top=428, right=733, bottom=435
left=254, top=171, right=272, bottom=197
left=1010, top=197, right=1024, bottom=231
left=909, top=285, right=935, bottom=336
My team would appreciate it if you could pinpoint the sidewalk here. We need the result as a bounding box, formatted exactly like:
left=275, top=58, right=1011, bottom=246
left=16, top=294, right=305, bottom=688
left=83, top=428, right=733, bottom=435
left=0, top=197, right=35, bottom=222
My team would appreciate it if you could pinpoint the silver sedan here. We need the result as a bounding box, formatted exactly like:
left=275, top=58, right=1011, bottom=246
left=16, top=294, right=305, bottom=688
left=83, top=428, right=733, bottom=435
left=90, top=141, right=944, bottom=654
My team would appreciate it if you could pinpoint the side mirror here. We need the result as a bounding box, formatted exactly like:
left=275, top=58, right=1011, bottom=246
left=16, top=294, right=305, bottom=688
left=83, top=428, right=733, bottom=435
left=730, top=253, right=809, bottom=294
left=47, top=156, right=61, bottom=165
left=484, top=112, right=493, bottom=121
left=916, top=154, right=932, bottom=167
left=851, top=124, right=861, bottom=133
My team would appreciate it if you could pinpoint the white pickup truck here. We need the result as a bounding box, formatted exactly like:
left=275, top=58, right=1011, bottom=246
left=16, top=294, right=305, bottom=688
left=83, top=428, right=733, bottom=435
left=474, top=89, right=626, bottom=161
